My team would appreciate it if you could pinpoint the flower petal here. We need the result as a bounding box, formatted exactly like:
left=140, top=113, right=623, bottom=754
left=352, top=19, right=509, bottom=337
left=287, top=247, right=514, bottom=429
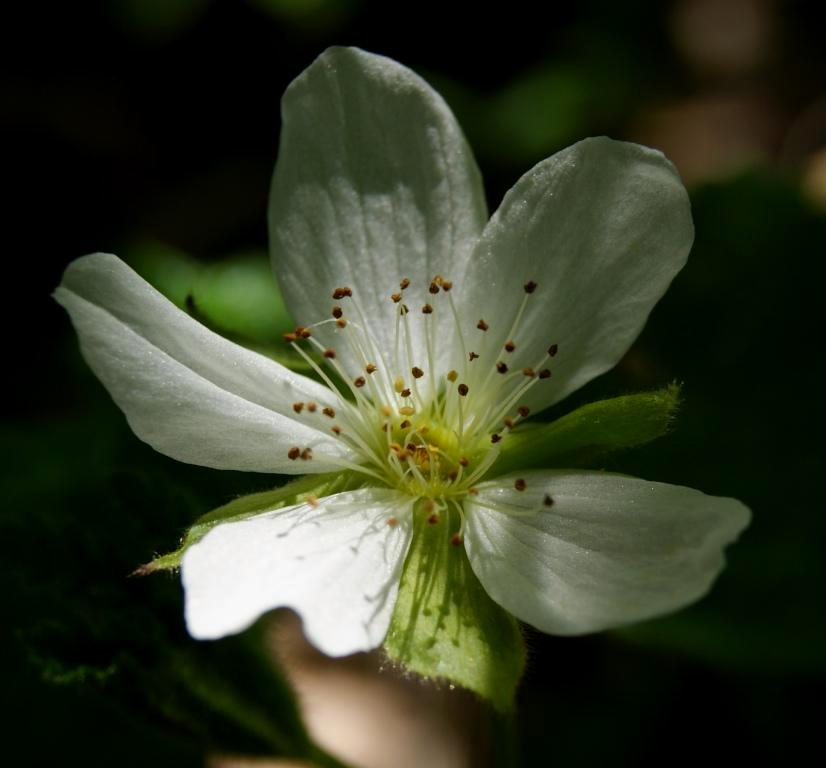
left=54, top=253, right=356, bottom=473
left=458, top=138, right=693, bottom=414
left=463, top=470, right=749, bottom=635
left=269, top=46, right=487, bottom=380
left=182, top=487, right=414, bottom=655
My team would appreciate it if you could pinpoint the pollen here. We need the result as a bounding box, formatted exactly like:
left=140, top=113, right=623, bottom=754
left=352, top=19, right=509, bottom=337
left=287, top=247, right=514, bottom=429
left=522, top=367, right=535, bottom=377
left=523, top=281, right=537, bottom=294
left=401, top=388, right=411, bottom=398
left=287, top=447, right=300, bottom=460
left=332, top=306, right=343, bottom=318
left=323, top=348, right=336, bottom=359
left=543, top=494, right=554, bottom=506
left=446, top=370, right=458, bottom=382
left=422, top=304, right=433, bottom=314
left=336, top=318, right=347, bottom=328
left=428, top=281, right=440, bottom=295
left=477, top=319, right=489, bottom=331
left=469, top=351, right=479, bottom=361
left=366, top=363, right=377, bottom=374
left=322, top=407, right=335, bottom=418
left=283, top=331, right=297, bottom=343
left=332, top=287, right=353, bottom=299
left=504, top=340, right=516, bottom=352
left=411, top=366, right=424, bottom=379
left=496, top=362, right=508, bottom=374
left=391, top=292, right=402, bottom=303
left=517, top=406, right=530, bottom=417
left=387, top=517, right=399, bottom=527
left=307, top=402, right=317, bottom=413
left=292, top=402, right=304, bottom=413
left=354, top=376, right=366, bottom=388
left=300, top=448, right=313, bottom=461
left=400, top=277, right=410, bottom=290
left=450, top=533, right=463, bottom=547
left=514, top=478, right=526, bottom=491
left=457, top=383, right=469, bottom=396
left=548, top=343, right=559, bottom=357
left=538, top=369, right=552, bottom=379
left=394, top=376, right=405, bottom=393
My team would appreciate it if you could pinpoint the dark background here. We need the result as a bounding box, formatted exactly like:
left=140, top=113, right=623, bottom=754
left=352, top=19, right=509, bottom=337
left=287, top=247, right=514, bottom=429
left=3, top=1, right=825, bottom=766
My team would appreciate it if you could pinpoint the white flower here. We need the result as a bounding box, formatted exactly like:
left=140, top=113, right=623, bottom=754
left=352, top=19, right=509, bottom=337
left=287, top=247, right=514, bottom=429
left=55, top=47, right=749, bottom=660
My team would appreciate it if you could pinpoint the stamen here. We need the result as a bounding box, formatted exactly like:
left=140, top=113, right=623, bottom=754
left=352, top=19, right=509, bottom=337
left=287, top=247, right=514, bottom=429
left=446, top=370, right=458, bottom=382
left=366, top=363, right=377, bottom=375
left=323, top=348, right=336, bottom=359
left=354, top=376, right=366, bottom=388
left=538, top=369, right=552, bottom=379
left=548, top=343, right=559, bottom=357
left=307, top=402, right=317, bottom=413
left=411, top=367, right=424, bottom=379
left=523, top=281, right=538, bottom=294
left=391, top=293, right=402, bottom=303
left=336, top=318, right=347, bottom=328
left=287, top=447, right=300, bottom=460
left=517, top=406, right=530, bottom=417
left=292, top=402, right=304, bottom=414
left=422, top=304, right=433, bottom=314
left=477, top=319, right=489, bottom=331
left=332, top=306, right=343, bottom=318
left=514, top=478, right=526, bottom=491
left=400, top=278, right=410, bottom=290
left=300, top=448, right=313, bottom=460
left=332, top=287, right=353, bottom=299
left=496, top=362, right=508, bottom=374
left=323, top=407, right=336, bottom=418
left=543, top=494, right=554, bottom=506
left=469, top=351, right=479, bottom=361
left=457, top=384, right=469, bottom=396
left=504, top=341, right=516, bottom=353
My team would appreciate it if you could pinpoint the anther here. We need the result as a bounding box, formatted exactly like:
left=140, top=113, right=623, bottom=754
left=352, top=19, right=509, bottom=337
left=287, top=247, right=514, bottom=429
left=447, top=370, right=458, bottom=382
left=287, top=447, right=300, bottom=460
left=467, top=487, right=479, bottom=495
left=428, top=282, right=439, bottom=295
left=399, top=304, right=409, bottom=315
left=459, top=456, right=469, bottom=467
left=283, top=331, right=297, bottom=343
left=514, top=478, right=526, bottom=491
left=447, top=469, right=459, bottom=481
left=469, top=351, right=479, bottom=361
left=517, top=406, right=530, bottom=417
left=391, top=292, right=402, bottom=303
left=400, top=419, right=411, bottom=429
left=381, top=405, right=393, bottom=416
left=523, top=281, right=537, bottom=294
left=548, top=343, right=559, bottom=357
left=354, top=376, right=366, bottom=388
left=332, top=287, right=352, bottom=299
left=522, top=367, right=535, bottom=377
left=336, top=318, right=347, bottom=328
left=322, top=407, right=335, bottom=418
left=505, top=340, right=516, bottom=353
left=491, top=433, right=502, bottom=443
left=450, top=533, right=463, bottom=547
left=323, top=348, right=336, bottom=359
left=292, top=402, right=304, bottom=414
left=538, top=369, right=552, bottom=379
left=477, top=319, right=489, bottom=331
left=300, top=448, right=313, bottom=461
left=543, top=494, right=554, bottom=507
left=399, top=406, right=415, bottom=416
left=411, top=366, right=424, bottom=379
left=332, top=306, right=343, bottom=318
left=504, top=417, right=514, bottom=429
left=422, top=304, right=433, bottom=314
left=458, top=383, right=469, bottom=397
left=387, top=517, right=399, bottom=527
left=441, top=281, right=452, bottom=291
left=306, top=495, right=319, bottom=508
left=400, top=278, right=410, bottom=290
left=307, top=402, right=317, bottom=413
left=401, top=388, right=411, bottom=398
left=332, top=425, right=342, bottom=435
left=394, top=376, right=405, bottom=393
left=496, top=362, right=509, bottom=374
left=427, top=513, right=440, bottom=525
left=297, top=327, right=312, bottom=339
left=366, top=363, right=377, bottom=374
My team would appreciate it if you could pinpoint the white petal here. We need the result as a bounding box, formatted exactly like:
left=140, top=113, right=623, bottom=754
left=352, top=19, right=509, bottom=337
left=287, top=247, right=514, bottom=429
left=182, top=487, right=414, bottom=655
left=458, top=138, right=693, bottom=414
left=54, top=253, right=356, bottom=473
left=269, top=47, right=487, bottom=381
left=464, top=470, right=749, bottom=635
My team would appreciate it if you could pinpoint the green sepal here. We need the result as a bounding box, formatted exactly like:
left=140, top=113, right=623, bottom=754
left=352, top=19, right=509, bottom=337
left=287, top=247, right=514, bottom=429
left=143, top=471, right=365, bottom=572
left=383, top=505, right=526, bottom=712
left=492, top=384, right=681, bottom=476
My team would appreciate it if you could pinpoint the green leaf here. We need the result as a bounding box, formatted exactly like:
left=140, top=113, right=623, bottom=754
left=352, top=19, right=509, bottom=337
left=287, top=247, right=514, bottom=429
left=146, top=471, right=366, bottom=572
left=384, top=505, right=526, bottom=712
left=492, top=385, right=681, bottom=476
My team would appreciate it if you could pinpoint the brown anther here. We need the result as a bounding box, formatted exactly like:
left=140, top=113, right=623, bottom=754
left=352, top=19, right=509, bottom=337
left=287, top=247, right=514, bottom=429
left=307, top=402, right=317, bottom=413
left=467, top=487, right=479, bottom=495
left=387, top=517, right=399, bottom=527
left=397, top=449, right=410, bottom=461
left=389, top=442, right=402, bottom=454
left=401, top=388, right=411, bottom=398
left=300, top=448, right=313, bottom=461
left=332, top=287, right=353, bottom=299
left=298, top=327, right=312, bottom=339
left=332, top=306, right=343, bottom=318
left=427, top=513, right=440, bottom=525
left=399, top=304, right=409, bottom=315
left=458, top=383, right=469, bottom=397
left=523, top=280, right=538, bottom=294
left=306, top=495, right=319, bottom=508
left=332, top=425, right=342, bottom=435
left=288, top=447, right=300, bottom=460
left=459, top=456, right=469, bottom=467
left=522, top=367, right=536, bottom=377
left=423, top=499, right=435, bottom=512
left=543, top=494, right=555, bottom=507
left=322, top=407, right=335, bottom=418
left=399, top=406, right=415, bottom=416
left=366, top=363, right=377, bottom=374
left=496, top=362, right=509, bottom=374
left=517, top=406, right=531, bottom=418
left=548, top=343, right=559, bottom=357
left=514, top=478, right=527, bottom=491
left=428, top=281, right=440, bottom=295
left=418, top=426, right=429, bottom=433
left=292, top=402, right=305, bottom=414
left=399, top=419, right=411, bottom=429
left=504, top=340, right=516, bottom=353
left=391, top=292, right=402, bottom=303
left=336, top=318, right=347, bottom=328
left=477, top=319, right=489, bottom=331
left=450, top=533, right=463, bottom=547
left=323, top=348, right=336, bottom=359
left=491, top=433, right=502, bottom=444
left=283, top=332, right=297, bottom=343
left=447, top=469, right=459, bottom=481
left=422, top=304, right=433, bottom=314
left=354, top=376, right=366, bottom=388
left=380, top=422, right=389, bottom=432
left=400, top=278, right=410, bottom=290
left=411, top=366, right=424, bottom=379
left=441, top=281, right=453, bottom=291
left=446, top=370, right=458, bottom=382
left=469, top=351, right=479, bottom=361
left=538, top=369, right=552, bottom=379
left=406, top=443, right=417, bottom=452
left=504, top=417, right=514, bottom=429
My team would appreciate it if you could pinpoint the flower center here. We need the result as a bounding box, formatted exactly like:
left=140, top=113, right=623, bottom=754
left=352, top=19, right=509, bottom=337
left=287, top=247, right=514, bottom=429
left=283, top=274, right=559, bottom=503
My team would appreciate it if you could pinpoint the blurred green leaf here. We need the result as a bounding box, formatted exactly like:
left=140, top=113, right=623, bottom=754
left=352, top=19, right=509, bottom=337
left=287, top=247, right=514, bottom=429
left=384, top=505, right=525, bottom=712
left=493, top=385, right=681, bottom=477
